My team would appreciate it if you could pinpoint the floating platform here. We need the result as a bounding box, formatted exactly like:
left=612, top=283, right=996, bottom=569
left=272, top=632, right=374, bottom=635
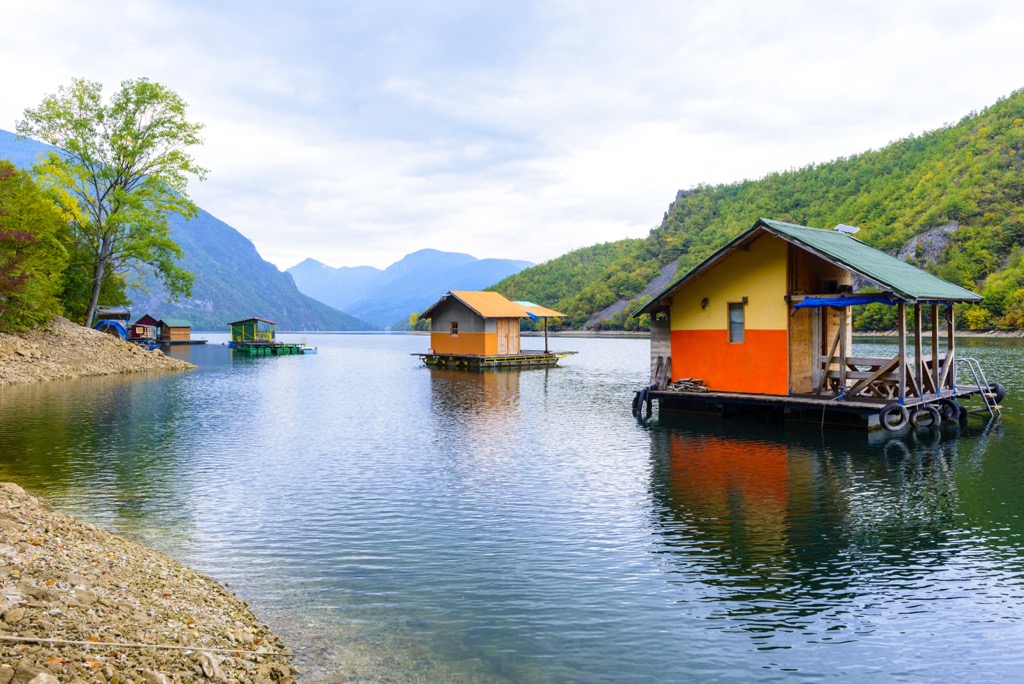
left=415, top=350, right=576, bottom=370
left=231, top=342, right=315, bottom=357
left=649, top=385, right=993, bottom=430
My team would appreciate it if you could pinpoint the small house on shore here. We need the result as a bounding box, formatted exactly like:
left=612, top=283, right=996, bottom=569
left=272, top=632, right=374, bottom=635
left=417, top=291, right=573, bottom=368
left=633, top=218, right=1003, bottom=430
left=129, top=314, right=160, bottom=342
left=159, top=319, right=192, bottom=344
left=93, top=306, right=130, bottom=339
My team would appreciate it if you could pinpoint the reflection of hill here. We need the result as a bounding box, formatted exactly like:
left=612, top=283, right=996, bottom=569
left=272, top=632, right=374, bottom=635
left=0, top=374, right=196, bottom=546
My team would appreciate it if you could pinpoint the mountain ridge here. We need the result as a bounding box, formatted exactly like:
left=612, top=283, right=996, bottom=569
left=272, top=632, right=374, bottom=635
left=287, top=249, right=533, bottom=328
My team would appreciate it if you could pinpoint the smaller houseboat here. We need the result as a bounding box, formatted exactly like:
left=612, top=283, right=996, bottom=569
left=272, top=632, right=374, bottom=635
left=228, top=317, right=315, bottom=356
left=633, top=218, right=1004, bottom=430
left=416, top=291, right=575, bottom=369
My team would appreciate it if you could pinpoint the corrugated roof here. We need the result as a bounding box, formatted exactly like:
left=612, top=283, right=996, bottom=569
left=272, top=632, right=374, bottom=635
left=635, top=218, right=981, bottom=315
left=227, top=317, right=277, bottom=325
left=160, top=318, right=191, bottom=328
left=422, top=291, right=565, bottom=319
left=758, top=218, right=981, bottom=302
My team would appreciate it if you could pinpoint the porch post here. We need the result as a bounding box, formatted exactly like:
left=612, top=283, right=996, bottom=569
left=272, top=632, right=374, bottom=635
left=839, top=307, right=848, bottom=391
left=898, top=302, right=907, bottom=402
left=931, top=303, right=940, bottom=397
left=914, top=304, right=923, bottom=397
left=946, top=304, right=956, bottom=391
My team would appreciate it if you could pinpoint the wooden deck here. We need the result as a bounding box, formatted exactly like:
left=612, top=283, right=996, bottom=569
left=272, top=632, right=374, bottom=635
left=415, top=350, right=576, bottom=369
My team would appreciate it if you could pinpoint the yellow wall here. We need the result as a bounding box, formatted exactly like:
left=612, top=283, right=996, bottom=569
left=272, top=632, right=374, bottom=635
left=670, top=234, right=789, bottom=332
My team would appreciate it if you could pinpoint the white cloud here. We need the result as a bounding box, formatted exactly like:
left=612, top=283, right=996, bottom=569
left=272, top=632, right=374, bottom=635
left=3, top=0, right=1024, bottom=270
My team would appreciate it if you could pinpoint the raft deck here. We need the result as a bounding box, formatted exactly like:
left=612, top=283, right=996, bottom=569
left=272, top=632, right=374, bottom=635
left=651, top=384, right=991, bottom=429
left=416, top=350, right=576, bottom=369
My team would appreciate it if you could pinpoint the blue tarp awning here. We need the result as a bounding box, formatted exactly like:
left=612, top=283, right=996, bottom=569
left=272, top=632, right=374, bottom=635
left=793, top=294, right=898, bottom=308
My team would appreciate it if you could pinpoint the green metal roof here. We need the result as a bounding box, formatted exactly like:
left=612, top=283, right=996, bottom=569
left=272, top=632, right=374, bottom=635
left=757, top=218, right=980, bottom=302
left=635, top=218, right=981, bottom=316
left=160, top=318, right=191, bottom=328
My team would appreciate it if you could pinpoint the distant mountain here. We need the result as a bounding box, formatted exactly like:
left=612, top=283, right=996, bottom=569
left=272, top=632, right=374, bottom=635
left=288, top=249, right=533, bottom=328
left=0, top=129, right=368, bottom=331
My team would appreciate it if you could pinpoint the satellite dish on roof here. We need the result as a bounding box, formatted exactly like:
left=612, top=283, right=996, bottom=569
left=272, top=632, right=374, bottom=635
left=834, top=224, right=860, bottom=234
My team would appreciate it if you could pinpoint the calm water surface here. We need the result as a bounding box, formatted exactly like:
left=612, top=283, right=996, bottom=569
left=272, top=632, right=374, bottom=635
left=2, top=334, right=1024, bottom=682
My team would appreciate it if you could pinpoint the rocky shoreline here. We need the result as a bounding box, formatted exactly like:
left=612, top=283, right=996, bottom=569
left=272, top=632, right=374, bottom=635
left=1, top=483, right=296, bottom=682
left=0, top=317, right=194, bottom=388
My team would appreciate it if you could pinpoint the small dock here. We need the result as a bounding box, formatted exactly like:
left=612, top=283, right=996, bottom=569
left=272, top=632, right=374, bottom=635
left=416, top=350, right=576, bottom=369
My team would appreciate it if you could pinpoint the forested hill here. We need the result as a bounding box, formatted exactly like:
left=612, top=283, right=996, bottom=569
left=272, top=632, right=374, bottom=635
left=495, top=87, right=1024, bottom=330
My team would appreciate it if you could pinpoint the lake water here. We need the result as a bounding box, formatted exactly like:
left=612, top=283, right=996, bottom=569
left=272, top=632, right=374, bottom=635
left=2, top=333, right=1023, bottom=682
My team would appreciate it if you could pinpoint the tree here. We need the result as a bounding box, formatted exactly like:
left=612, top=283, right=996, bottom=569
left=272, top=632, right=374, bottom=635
left=0, top=160, right=68, bottom=331
left=17, top=77, right=206, bottom=326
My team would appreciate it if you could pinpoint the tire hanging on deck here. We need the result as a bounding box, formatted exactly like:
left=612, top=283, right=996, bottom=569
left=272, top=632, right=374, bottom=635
left=937, top=398, right=961, bottom=423
left=910, top=404, right=941, bottom=429
left=879, top=402, right=909, bottom=432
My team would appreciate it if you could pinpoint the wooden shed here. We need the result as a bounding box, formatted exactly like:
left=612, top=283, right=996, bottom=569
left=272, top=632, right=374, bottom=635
left=228, top=317, right=277, bottom=343
left=129, top=314, right=160, bottom=342
left=417, top=291, right=573, bottom=368
left=159, top=318, right=192, bottom=344
left=634, top=218, right=1002, bottom=429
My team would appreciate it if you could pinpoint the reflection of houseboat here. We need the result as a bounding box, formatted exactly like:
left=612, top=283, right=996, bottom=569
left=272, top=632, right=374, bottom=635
left=634, top=218, right=1004, bottom=430
left=228, top=317, right=315, bottom=356
left=416, top=291, right=575, bottom=369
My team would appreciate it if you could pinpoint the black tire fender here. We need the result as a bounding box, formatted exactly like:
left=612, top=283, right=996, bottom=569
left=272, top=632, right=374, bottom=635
left=989, top=382, right=1006, bottom=403
left=879, top=402, right=909, bottom=432
left=937, top=398, right=961, bottom=423
left=910, top=404, right=941, bottom=429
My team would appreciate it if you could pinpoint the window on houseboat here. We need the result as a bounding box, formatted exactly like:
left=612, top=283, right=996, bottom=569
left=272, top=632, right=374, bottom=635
left=728, top=303, right=744, bottom=343
left=450, top=321, right=459, bottom=336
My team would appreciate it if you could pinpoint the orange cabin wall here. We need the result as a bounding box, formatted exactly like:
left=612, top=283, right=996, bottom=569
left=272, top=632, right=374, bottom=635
left=670, top=329, right=788, bottom=394
left=429, top=331, right=497, bottom=355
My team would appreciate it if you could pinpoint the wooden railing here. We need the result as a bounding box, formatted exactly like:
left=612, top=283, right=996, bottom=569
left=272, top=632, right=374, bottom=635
left=817, top=354, right=954, bottom=400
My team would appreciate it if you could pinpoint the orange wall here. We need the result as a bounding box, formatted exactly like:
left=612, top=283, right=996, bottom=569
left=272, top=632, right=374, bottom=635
left=671, top=329, right=788, bottom=394
left=430, top=331, right=497, bottom=355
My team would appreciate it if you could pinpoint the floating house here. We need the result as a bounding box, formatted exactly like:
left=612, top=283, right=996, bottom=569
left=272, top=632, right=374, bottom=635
left=416, top=291, right=574, bottom=368
left=633, top=218, right=1003, bottom=430
left=227, top=317, right=313, bottom=356
left=129, top=314, right=160, bottom=342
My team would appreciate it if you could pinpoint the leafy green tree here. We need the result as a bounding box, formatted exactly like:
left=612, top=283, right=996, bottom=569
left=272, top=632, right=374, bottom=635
left=0, top=160, right=68, bottom=331
left=17, top=77, right=206, bottom=326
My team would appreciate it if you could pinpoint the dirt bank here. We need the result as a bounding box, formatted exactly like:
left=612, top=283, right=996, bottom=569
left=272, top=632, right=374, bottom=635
left=0, top=483, right=297, bottom=683
left=0, top=318, right=194, bottom=388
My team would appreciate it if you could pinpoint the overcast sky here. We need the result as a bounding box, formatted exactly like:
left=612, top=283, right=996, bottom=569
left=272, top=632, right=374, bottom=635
left=2, top=1, right=1023, bottom=271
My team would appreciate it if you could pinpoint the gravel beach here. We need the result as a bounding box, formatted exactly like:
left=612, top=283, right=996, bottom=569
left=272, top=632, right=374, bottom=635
left=0, top=483, right=297, bottom=683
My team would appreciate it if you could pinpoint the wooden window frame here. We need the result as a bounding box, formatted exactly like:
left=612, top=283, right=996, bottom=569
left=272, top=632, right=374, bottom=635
left=728, top=302, right=745, bottom=344
left=450, top=321, right=459, bottom=336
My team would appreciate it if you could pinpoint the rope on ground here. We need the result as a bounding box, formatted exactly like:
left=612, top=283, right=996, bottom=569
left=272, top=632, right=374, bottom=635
left=0, top=633, right=289, bottom=657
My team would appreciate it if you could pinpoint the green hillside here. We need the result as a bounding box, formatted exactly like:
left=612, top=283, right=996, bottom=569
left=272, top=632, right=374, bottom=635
left=495, top=87, right=1024, bottom=330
